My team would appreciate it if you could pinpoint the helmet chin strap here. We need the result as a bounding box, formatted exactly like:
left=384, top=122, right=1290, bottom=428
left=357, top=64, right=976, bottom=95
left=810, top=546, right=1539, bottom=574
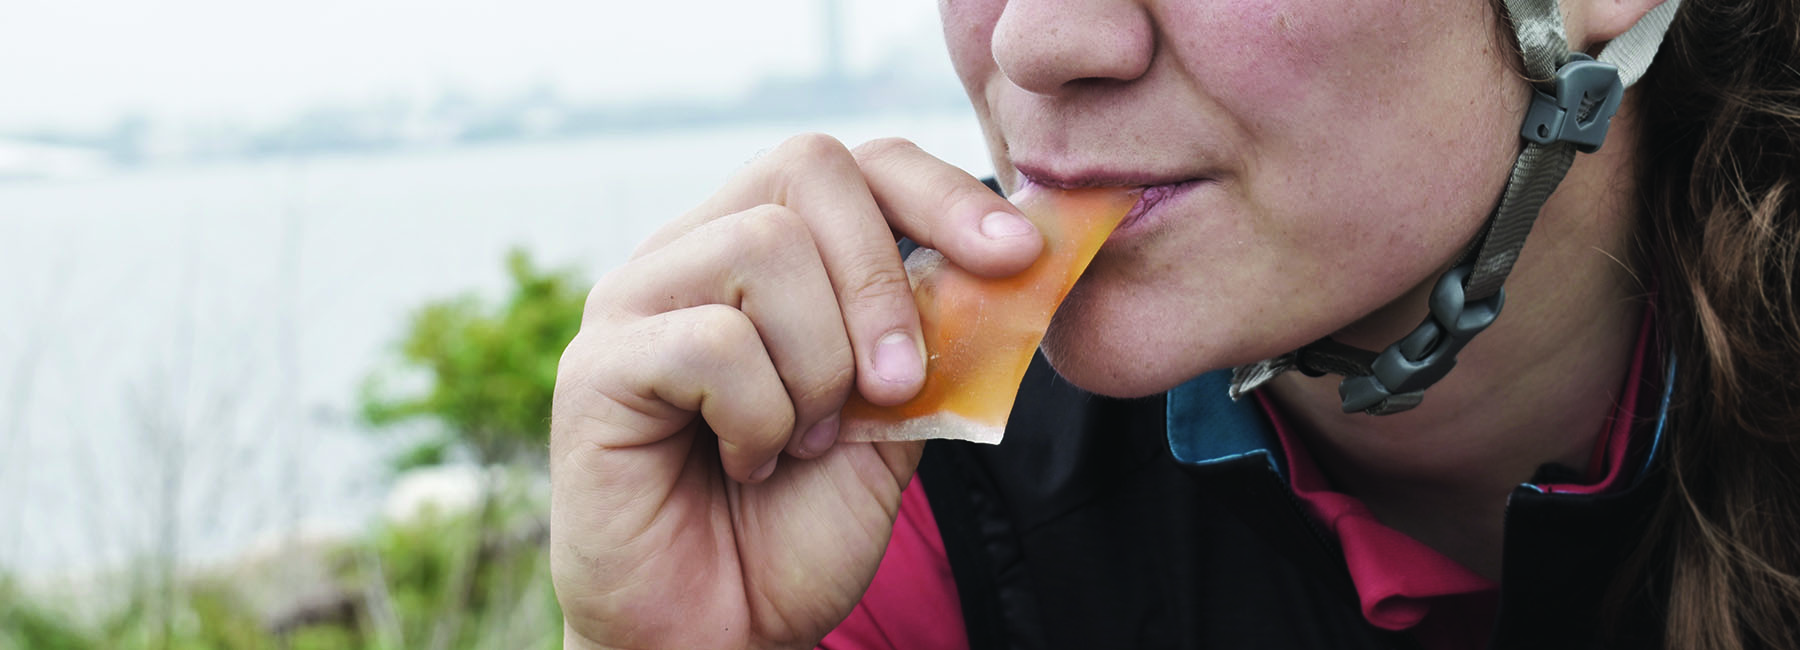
left=1228, top=0, right=1684, bottom=415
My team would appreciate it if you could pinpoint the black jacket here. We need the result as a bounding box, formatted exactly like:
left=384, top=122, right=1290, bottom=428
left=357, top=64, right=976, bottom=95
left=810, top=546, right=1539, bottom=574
left=915, top=354, right=1673, bottom=649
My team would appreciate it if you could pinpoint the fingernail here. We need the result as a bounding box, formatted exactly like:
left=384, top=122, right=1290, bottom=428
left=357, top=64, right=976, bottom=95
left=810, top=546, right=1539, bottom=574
left=750, top=457, right=778, bottom=482
left=980, top=211, right=1035, bottom=239
left=873, top=332, right=924, bottom=385
left=799, top=414, right=840, bottom=457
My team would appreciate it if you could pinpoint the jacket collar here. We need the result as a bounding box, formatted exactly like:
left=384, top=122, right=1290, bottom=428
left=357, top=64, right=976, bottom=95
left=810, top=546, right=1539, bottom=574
left=1165, top=355, right=1676, bottom=493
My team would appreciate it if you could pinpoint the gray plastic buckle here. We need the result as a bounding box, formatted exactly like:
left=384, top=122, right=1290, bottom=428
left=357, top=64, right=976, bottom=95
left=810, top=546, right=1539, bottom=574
left=1520, top=53, right=1624, bottom=153
left=1339, top=264, right=1505, bottom=414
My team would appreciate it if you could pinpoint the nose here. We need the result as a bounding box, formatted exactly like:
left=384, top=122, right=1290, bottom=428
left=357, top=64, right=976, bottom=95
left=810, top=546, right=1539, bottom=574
left=990, top=0, right=1154, bottom=95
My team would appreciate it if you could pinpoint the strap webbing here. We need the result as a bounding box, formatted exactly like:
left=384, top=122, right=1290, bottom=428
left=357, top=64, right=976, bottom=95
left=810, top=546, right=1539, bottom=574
left=1467, top=0, right=1681, bottom=299
left=1465, top=140, right=1577, bottom=299
left=1509, top=0, right=1571, bottom=80
left=1602, top=2, right=1684, bottom=87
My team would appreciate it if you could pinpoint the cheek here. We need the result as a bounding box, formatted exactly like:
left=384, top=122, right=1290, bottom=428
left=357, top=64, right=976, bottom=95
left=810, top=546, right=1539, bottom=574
left=1161, top=0, right=1411, bottom=107
left=1175, top=0, right=1520, bottom=269
left=940, top=0, right=1003, bottom=93
left=940, top=0, right=1014, bottom=179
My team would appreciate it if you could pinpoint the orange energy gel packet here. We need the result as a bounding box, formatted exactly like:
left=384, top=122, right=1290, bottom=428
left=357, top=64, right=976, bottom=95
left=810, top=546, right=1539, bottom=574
left=838, top=187, right=1140, bottom=444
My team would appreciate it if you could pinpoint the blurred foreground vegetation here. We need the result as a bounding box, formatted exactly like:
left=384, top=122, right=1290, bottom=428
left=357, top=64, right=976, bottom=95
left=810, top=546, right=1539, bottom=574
left=1, top=250, right=586, bottom=649
left=3, top=485, right=558, bottom=650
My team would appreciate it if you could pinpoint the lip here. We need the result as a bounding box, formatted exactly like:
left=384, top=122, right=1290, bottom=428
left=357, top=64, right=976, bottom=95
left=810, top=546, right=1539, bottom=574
left=1013, top=163, right=1209, bottom=238
left=1013, top=163, right=1199, bottom=190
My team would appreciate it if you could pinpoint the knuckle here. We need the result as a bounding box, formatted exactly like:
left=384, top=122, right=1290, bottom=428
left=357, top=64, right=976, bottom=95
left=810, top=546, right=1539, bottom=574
left=729, top=205, right=818, bottom=275
left=840, top=258, right=914, bottom=309
left=553, top=330, right=596, bottom=387
left=721, top=400, right=796, bottom=455
left=792, top=359, right=856, bottom=416
left=733, top=203, right=808, bottom=249
left=774, top=132, right=853, bottom=166
left=550, top=334, right=596, bottom=420
left=952, top=178, right=1004, bottom=206
left=580, top=272, right=626, bottom=324
left=676, top=304, right=757, bottom=363
left=553, top=327, right=640, bottom=407
left=851, top=137, right=921, bottom=163
left=632, top=214, right=697, bottom=260
left=763, top=408, right=799, bottom=447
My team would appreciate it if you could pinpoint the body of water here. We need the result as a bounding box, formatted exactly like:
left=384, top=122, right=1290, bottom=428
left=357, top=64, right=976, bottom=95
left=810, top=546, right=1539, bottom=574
left=0, top=111, right=993, bottom=580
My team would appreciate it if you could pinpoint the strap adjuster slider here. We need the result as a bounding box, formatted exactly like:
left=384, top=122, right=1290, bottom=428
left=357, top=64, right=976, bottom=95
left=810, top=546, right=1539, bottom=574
left=1520, top=53, right=1624, bottom=153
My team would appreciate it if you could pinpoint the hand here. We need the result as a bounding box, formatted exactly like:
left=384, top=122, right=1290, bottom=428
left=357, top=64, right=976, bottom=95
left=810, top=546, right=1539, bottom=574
left=549, top=134, right=1042, bottom=649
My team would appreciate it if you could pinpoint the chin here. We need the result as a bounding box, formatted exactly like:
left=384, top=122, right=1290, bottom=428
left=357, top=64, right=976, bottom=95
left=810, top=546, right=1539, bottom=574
left=1036, top=279, right=1310, bottom=399
left=1038, top=301, right=1207, bottom=399
left=1038, top=343, right=1183, bottom=399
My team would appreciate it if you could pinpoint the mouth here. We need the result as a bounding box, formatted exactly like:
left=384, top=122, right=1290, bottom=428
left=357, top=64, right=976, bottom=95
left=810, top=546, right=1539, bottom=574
left=1014, top=164, right=1209, bottom=234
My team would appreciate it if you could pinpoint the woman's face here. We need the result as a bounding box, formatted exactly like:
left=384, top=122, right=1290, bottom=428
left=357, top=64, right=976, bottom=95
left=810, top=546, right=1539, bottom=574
left=941, top=0, right=1531, bottom=397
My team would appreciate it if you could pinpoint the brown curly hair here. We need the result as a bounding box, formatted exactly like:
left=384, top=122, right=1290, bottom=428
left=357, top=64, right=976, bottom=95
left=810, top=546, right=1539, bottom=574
left=1622, top=0, right=1800, bottom=647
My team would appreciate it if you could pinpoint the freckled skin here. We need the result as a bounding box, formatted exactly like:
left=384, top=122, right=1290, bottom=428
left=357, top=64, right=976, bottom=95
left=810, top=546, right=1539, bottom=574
left=942, top=0, right=1528, bottom=397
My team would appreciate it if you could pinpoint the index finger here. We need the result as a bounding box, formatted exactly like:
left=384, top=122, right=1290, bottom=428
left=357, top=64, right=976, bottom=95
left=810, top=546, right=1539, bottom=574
left=850, top=138, right=1044, bottom=278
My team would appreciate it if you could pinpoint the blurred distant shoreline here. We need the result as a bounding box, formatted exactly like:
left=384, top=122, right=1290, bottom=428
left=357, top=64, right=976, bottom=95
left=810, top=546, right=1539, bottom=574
left=0, top=62, right=971, bottom=183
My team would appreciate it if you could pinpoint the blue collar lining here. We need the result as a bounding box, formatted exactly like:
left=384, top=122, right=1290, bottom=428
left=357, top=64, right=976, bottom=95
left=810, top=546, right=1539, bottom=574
left=1166, top=354, right=1677, bottom=493
left=1166, top=370, right=1286, bottom=479
left=1638, top=351, right=1678, bottom=481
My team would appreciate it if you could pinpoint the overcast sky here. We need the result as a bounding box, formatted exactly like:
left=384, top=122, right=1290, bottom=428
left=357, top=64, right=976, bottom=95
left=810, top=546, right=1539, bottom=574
left=0, top=0, right=949, bottom=130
